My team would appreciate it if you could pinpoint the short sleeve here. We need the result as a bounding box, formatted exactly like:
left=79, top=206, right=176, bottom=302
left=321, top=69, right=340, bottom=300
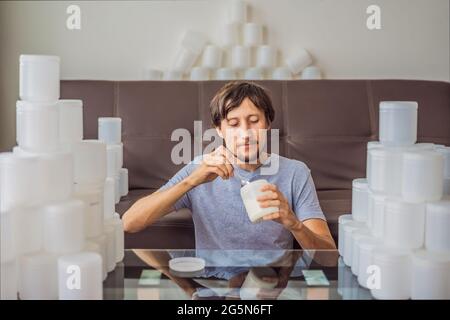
left=158, top=161, right=198, bottom=211
left=293, top=166, right=326, bottom=222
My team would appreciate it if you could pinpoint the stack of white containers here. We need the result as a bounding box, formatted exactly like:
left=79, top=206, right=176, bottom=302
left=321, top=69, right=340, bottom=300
left=339, top=101, right=450, bottom=300
left=143, top=0, right=321, bottom=80
left=0, top=55, right=125, bottom=300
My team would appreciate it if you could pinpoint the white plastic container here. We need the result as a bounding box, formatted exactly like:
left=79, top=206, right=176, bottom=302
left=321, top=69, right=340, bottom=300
left=231, top=46, right=250, bottom=70
left=379, top=101, right=417, bottom=147
left=15, top=207, right=44, bottom=255
left=16, top=100, right=60, bottom=152
left=285, top=48, right=312, bottom=75
left=72, top=140, right=107, bottom=186
left=88, top=235, right=108, bottom=281
left=114, top=174, right=121, bottom=204
left=107, top=213, right=125, bottom=263
left=411, top=250, right=450, bottom=299
left=357, top=236, right=381, bottom=288
left=1, top=260, right=18, bottom=300
left=240, top=179, right=279, bottom=223
left=19, top=54, right=60, bottom=102
left=425, top=200, right=450, bottom=253
left=444, top=178, right=450, bottom=196
left=119, top=168, right=129, bottom=197
left=74, top=184, right=104, bottom=238
left=367, top=191, right=386, bottom=238
left=0, top=152, right=40, bottom=212
left=338, top=214, right=353, bottom=256
left=366, top=141, right=382, bottom=178
left=384, top=198, right=425, bottom=250
left=351, top=178, right=369, bottom=223
left=19, top=253, right=58, bottom=300
left=104, top=177, right=116, bottom=220
left=104, top=225, right=117, bottom=273
left=436, top=146, right=450, bottom=178
left=342, top=221, right=365, bottom=266
left=272, top=67, right=293, bottom=80
left=367, top=147, right=403, bottom=195
left=173, top=48, right=198, bottom=74
left=84, top=241, right=106, bottom=281
left=256, top=46, right=276, bottom=70
left=244, top=67, right=264, bottom=80
left=351, top=228, right=371, bottom=275
left=13, top=147, right=74, bottom=204
left=215, top=68, right=237, bottom=80
left=402, top=151, right=444, bottom=203
left=190, top=67, right=210, bottom=81
left=180, top=30, right=207, bottom=55
left=301, top=66, right=322, bottom=79
left=98, top=118, right=122, bottom=145
left=229, top=0, right=247, bottom=24
left=370, top=247, right=411, bottom=300
left=163, top=70, right=183, bottom=80
left=58, top=99, right=83, bottom=145
left=243, top=23, right=263, bottom=47
left=239, top=267, right=278, bottom=300
left=222, top=23, right=240, bottom=47
left=43, top=199, right=85, bottom=254
left=58, top=252, right=103, bottom=300
left=142, top=68, right=162, bottom=80
left=107, top=143, right=123, bottom=171
left=0, top=211, right=16, bottom=264
left=202, top=45, right=222, bottom=69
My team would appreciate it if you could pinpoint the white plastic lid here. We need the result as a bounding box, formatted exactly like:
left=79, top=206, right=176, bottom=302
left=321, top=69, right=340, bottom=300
left=17, top=100, right=58, bottom=110
left=20, top=54, right=60, bottom=63
left=169, top=257, right=205, bottom=273
left=99, top=117, right=122, bottom=123
left=426, top=200, right=450, bottom=215
left=338, top=214, right=353, bottom=224
left=372, top=246, right=411, bottom=264
left=352, top=178, right=368, bottom=190
left=403, top=150, right=443, bottom=161
left=412, top=250, right=450, bottom=267
left=379, top=101, right=418, bottom=111
left=358, top=236, right=381, bottom=251
left=58, top=99, right=82, bottom=108
left=367, top=141, right=382, bottom=150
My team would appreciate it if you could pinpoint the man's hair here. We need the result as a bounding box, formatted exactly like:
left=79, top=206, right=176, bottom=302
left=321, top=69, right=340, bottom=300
left=210, top=81, right=275, bottom=127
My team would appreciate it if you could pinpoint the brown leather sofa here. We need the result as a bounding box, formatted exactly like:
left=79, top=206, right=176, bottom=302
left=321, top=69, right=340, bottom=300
left=60, top=79, right=450, bottom=249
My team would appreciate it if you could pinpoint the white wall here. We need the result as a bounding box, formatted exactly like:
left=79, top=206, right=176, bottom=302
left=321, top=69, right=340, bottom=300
left=1, top=0, right=449, bottom=150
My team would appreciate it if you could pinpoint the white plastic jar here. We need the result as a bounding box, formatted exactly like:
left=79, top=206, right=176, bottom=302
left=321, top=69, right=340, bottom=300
left=370, top=247, right=411, bottom=300
left=379, top=101, right=417, bottom=147
left=425, top=200, right=450, bottom=253
left=384, top=198, right=425, bottom=250
left=351, top=178, right=369, bottom=223
left=401, top=151, right=444, bottom=203
left=16, top=100, right=60, bottom=153
left=240, top=179, right=278, bottom=223
left=411, top=250, right=450, bottom=299
left=19, top=54, right=60, bottom=102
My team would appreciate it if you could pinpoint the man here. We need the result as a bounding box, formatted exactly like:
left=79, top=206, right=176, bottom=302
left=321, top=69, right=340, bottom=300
left=123, top=81, right=336, bottom=250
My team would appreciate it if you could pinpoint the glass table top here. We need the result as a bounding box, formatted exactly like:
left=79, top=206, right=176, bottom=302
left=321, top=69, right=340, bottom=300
left=103, top=249, right=373, bottom=300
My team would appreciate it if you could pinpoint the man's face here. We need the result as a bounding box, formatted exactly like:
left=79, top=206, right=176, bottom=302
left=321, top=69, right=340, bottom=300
left=216, top=97, right=270, bottom=163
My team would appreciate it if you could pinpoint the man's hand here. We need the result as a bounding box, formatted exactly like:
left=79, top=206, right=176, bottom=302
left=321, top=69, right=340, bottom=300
left=257, top=183, right=301, bottom=231
left=185, top=146, right=234, bottom=187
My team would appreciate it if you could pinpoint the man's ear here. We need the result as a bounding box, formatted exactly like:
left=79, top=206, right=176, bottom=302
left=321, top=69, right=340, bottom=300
left=215, top=126, right=224, bottom=139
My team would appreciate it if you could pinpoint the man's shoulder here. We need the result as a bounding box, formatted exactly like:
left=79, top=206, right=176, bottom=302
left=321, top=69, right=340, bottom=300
left=276, top=154, right=310, bottom=174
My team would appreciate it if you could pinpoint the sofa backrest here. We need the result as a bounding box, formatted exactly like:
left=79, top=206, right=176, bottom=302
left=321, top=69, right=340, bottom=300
left=60, top=79, right=450, bottom=192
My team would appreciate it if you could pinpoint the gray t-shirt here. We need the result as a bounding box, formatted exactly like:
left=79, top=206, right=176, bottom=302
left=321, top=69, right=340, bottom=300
left=159, top=154, right=325, bottom=250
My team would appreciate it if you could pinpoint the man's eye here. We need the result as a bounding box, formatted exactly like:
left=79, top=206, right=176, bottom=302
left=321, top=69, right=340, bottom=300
left=229, top=122, right=238, bottom=127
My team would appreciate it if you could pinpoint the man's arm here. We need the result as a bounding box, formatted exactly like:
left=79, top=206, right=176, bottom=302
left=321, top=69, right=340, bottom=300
left=122, top=146, right=234, bottom=233
left=122, top=180, right=194, bottom=233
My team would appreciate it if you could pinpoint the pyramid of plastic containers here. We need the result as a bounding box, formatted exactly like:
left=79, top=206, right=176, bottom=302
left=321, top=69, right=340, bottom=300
left=143, top=0, right=322, bottom=81
left=339, top=101, right=450, bottom=300
left=0, top=54, right=128, bottom=300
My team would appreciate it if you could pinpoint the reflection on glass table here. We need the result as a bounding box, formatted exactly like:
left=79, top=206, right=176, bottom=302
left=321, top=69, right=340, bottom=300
left=103, top=249, right=373, bottom=300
